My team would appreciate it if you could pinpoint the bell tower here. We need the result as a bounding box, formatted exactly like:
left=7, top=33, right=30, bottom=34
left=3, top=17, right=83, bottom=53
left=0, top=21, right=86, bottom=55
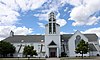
left=45, top=12, right=61, bottom=57
left=45, top=12, right=60, bottom=35
left=48, top=12, right=56, bottom=34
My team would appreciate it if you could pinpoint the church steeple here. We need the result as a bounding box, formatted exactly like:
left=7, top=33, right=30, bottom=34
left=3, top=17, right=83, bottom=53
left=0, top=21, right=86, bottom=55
left=48, top=12, right=56, bottom=34
left=45, top=12, right=61, bottom=58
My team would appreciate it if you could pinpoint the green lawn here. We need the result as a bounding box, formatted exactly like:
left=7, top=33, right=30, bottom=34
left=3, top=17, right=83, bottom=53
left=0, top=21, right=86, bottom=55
left=0, top=58, right=46, bottom=60
left=60, top=56, right=100, bottom=60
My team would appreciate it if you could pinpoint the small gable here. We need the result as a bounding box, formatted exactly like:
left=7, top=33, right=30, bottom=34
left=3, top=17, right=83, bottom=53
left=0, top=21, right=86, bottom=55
left=69, top=30, right=88, bottom=42
left=49, top=40, right=57, bottom=46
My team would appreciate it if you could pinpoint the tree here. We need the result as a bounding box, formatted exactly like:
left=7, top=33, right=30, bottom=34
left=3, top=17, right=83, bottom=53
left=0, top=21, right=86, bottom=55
left=0, top=41, right=15, bottom=57
left=75, top=39, right=88, bottom=58
left=23, top=45, right=37, bottom=57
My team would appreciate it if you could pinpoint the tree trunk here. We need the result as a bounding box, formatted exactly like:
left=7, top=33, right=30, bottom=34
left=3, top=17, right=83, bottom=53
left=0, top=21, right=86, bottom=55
left=82, top=52, right=83, bottom=59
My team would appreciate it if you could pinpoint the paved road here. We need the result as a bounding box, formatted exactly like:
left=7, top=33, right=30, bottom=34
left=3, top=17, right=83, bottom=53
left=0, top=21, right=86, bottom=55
left=46, top=58, right=60, bottom=60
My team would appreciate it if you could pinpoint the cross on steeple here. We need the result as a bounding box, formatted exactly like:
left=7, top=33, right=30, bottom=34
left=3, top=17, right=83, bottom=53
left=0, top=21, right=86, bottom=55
left=49, top=12, right=56, bottom=22
left=48, top=12, right=56, bottom=34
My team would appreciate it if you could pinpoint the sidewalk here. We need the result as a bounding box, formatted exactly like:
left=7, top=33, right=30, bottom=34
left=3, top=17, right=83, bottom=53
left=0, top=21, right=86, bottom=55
left=46, top=58, right=60, bottom=60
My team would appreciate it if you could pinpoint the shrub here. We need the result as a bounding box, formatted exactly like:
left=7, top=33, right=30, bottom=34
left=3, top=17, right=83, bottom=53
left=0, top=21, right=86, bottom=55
left=97, top=54, right=99, bottom=56
left=61, top=52, right=66, bottom=57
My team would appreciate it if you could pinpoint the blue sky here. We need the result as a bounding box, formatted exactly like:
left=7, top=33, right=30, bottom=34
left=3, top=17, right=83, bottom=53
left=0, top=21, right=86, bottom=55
left=0, top=0, right=100, bottom=41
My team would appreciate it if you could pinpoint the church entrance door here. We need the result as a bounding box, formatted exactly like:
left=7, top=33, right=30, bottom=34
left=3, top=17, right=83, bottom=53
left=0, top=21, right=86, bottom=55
left=49, top=48, right=57, bottom=57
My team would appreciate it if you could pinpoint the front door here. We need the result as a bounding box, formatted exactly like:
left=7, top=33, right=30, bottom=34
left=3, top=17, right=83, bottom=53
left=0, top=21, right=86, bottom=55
left=49, top=48, right=57, bottom=57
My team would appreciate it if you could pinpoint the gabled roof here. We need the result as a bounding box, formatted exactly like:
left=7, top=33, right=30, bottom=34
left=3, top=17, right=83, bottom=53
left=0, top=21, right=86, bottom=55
left=61, top=34, right=98, bottom=42
left=49, top=41, right=57, bottom=46
left=84, top=34, right=98, bottom=42
left=3, top=35, right=44, bottom=43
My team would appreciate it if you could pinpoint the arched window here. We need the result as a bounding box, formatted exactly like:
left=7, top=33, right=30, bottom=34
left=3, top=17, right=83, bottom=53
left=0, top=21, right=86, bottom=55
left=75, top=35, right=81, bottom=48
left=49, top=23, right=52, bottom=34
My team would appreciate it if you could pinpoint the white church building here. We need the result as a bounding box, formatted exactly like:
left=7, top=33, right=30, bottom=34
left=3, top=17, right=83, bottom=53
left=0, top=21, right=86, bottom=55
left=3, top=12, right=100, bottom=57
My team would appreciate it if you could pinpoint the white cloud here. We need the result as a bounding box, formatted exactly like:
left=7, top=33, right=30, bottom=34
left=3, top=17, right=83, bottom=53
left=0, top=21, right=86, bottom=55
left=38, top=23, right=45, bottom=28
left=0, top=0, right=47, bottom=11
left=57, top=19, right=67, bottom=27
left=82, top=27, right=100, bottom=37
left=60, top=31, right=68, bottom=34
left=34, top=13, right=48, bottom=21
left=0, top=26, right=33, bottom=40
left=60, top=31, right=73, bottom=35
left=0, top=2, right=20, bottom=26
left=0, top=0, right=47, bottom=40
left=81, top=27, right=100, bottom=44
left=33, top=0, right=68, bottom=24
left=34, top=11, right=67, bottom=27
left=69, top=0, right=100, bottom=26
left=56, top=12, right=67, bottom=27
left=15, top=0, right=47, bottom=11
left=67, top=0, right=83, bottom=6
left=0, top=0, right=47, bottom=26
left=14, top=26, right=33, bottom=35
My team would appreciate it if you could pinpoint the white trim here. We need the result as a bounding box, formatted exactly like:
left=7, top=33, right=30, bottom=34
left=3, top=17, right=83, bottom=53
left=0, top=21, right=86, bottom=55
left=48, top=45, right=58, bottom=48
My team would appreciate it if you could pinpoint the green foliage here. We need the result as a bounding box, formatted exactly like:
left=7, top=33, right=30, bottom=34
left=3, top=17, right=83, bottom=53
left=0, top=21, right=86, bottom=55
left=75, top=39, right=88, bottom=58
left=23, top=45, right=37, bottom=57
left=0, top=41, right=16, bottom=57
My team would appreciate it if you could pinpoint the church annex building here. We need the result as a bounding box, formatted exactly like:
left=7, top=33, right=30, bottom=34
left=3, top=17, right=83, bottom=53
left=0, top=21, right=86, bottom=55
left=3, top=12, right=100, bottom=57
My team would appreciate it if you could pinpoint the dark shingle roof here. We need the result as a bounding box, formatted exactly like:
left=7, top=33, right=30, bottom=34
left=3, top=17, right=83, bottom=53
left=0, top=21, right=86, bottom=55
left=3, top=35, right=44, bottom=43
left=61, top=34, right=98, bottom=42
left=84, top=34, right=98, bottom=42
left=61, top=34, right=73, bottom=42
left=3, top=34, right=98, bottom=43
